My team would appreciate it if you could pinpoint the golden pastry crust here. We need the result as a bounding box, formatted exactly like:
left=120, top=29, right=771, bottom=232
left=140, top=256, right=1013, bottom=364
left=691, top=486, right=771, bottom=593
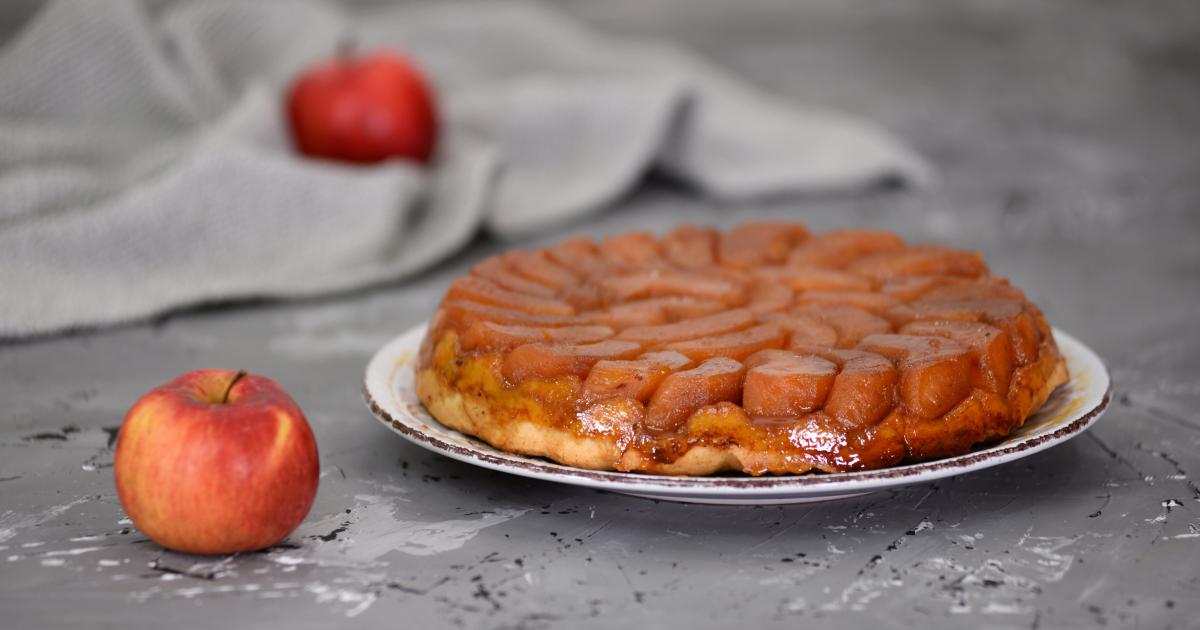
left=414, top=224, right=1069, bottom=476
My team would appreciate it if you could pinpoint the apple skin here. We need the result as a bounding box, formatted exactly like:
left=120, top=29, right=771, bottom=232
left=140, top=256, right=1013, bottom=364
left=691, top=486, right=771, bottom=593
left=287, top=50, right=439, bottom=164
left=114, top=369, right=319, bottom=555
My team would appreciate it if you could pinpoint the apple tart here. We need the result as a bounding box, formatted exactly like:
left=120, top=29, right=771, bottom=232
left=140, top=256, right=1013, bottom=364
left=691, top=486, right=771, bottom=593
left=415, top=223, right=1068, bottom=475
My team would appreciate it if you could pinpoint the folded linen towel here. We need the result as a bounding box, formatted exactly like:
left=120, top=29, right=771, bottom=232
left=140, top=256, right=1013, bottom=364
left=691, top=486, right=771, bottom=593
left=0, top=0, right=933, bottom=338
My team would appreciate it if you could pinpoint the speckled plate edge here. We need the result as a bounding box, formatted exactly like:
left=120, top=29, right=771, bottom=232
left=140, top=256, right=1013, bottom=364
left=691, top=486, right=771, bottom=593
left=363, top=323, right=1110, bottom=504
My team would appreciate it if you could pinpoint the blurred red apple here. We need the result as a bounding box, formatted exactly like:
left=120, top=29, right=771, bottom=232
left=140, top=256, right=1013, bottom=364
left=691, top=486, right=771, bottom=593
left=287, top=49, right=438, bottom=164
left=114, top=369, right=319, bottom=555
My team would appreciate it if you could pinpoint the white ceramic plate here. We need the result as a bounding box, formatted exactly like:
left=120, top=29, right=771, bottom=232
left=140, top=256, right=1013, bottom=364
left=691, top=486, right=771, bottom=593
left=363, top=323, right=1110, bottom=505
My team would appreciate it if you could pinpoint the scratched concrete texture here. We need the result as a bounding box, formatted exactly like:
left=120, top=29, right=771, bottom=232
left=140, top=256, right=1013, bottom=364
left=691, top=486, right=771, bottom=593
left=2, top=0, right=1199, bottom=627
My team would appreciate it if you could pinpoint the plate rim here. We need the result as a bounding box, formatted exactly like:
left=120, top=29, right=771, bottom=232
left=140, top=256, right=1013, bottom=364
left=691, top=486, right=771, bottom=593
left=363, top=323, right=1111, bottom=497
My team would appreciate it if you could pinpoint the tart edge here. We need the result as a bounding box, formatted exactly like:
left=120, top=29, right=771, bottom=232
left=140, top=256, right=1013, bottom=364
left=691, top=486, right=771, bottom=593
left=414, top=332, right=1070, bottom=476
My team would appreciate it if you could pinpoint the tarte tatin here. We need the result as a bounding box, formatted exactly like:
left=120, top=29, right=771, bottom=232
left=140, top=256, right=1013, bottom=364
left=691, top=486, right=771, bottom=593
left=415, top=223, right=1068, bottom=476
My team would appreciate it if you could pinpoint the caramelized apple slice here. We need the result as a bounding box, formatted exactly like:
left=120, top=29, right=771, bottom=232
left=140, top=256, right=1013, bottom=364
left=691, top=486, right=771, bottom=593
left=793, top=303, right=892, bottom=348
left=918, top=279, right=1025, bottom=302
left=601, top=232, right=664, bottom=268
left=471, top=257, right=558, bottom=297
left=904, top=389, right=1011, bottom=459
left=759, top=313, right=839, bottom=350
left=796, top=290, right=902, bottom=313
left=743, top=354, right=838, bottom=417
left=665, top=323, right=786, bottom=362
left=502, top=250, right=579, bottom=288
left=645, top=357, right=746, bottom=431
left=879, top=275, right=964, bottom=301
left=591, top=296, right=727, bottom=328
left=849, top=245, right=987, bottom=279
left=617, top=309, right=755, bottom=346
left=810, top=349, right=899, bottom=427
left=582, top=351, right=694, bottom=402
left=601, top=270, right=747, bottom=305
left=901, top=298, right=1041, bottom=365
left=857, top=334, right=973, bottom=419
left=558, top=284, right=604, bottom=311
left=446, top=277, right=576, bottom=316
left=787, top=229, right=906, bottom=268
left=746, top=282, right=794, bottom=315
left=900, top=319, right=1013, bottom=395
left=661, top=226, right=718, bottom=269
left=755, top=267, right=873, bottom=292
left=502, top=340, right=642, bottom=382
left=743, top=348, right=804, bottom=370
left=441, top=300, right=590, bottom=328
left=546, top=237, right=608, bottom=277
left=717, top=222, right=811, bottom=269
left=459, top=323, right=615, bottom=353
left=638, top=350, right=695, bottom=370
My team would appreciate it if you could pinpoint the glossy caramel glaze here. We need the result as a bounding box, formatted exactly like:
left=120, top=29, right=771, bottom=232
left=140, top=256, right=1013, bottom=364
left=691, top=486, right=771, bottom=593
left=415, top=224, right=1069, bottom=476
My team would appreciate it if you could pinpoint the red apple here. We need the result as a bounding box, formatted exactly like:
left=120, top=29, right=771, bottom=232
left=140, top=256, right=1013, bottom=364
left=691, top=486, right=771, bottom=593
left=287, top=49, right=439, bottom=164
left=114, top=369, right=319, bottom=555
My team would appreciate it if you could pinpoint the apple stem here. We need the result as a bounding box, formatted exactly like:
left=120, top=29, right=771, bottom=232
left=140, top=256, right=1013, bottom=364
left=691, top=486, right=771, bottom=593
left=221, top=370, right=248, bottom=404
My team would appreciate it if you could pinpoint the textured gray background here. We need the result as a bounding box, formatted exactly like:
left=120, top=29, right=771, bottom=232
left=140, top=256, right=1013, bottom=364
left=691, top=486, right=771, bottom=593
left=2, top=0, right=1199, bottom=628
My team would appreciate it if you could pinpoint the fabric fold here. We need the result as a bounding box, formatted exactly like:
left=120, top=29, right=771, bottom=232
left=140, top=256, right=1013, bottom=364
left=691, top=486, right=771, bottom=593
left=0, top=0, right=934, bottom=337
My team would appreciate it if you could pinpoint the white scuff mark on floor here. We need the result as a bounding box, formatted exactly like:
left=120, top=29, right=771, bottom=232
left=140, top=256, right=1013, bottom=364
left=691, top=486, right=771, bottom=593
left=913, top=520, right=933, bottom=533
left=1014, top=529, right=1080, bottom=583
left=128, top=493, right=523, bottom=618
left=133, top=581, right=292, bottom=604
left=307, top=581, right=377, bottom=618
left=904, top=527, right=1084, bottom=616
left=187, top=556, right=239, bottom=580
left=1170, top=523, right=1200, bottom=539
left=0, top=497, right=90, bottom=543
left=818, top=527, right=922, bottom=614
left=826, top=542, right=846, bottom=555
left=334, top=501, right=527, bottom=561
left=758, top=555, right=835, bottom=587
left=1145, top=498, right=1184, bottom=524
left=40, top=558, right=65, bottom=567
left=40, top=546, right=105, bottom=557
left=135, top=570, right=391, bottom=619
left=982, top=601, right=1028, bottom=614
left=362, top=479, right=409, bottom=496
left=281, top=494, right=527, bottom=566
left=818, top=576, right=891, bottom=613
left=779, top=595, right=807, bottom=615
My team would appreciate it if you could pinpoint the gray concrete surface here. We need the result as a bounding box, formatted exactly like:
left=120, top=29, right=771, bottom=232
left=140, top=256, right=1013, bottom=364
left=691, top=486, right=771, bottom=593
left=2, top=0, right=1199, bottom=627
